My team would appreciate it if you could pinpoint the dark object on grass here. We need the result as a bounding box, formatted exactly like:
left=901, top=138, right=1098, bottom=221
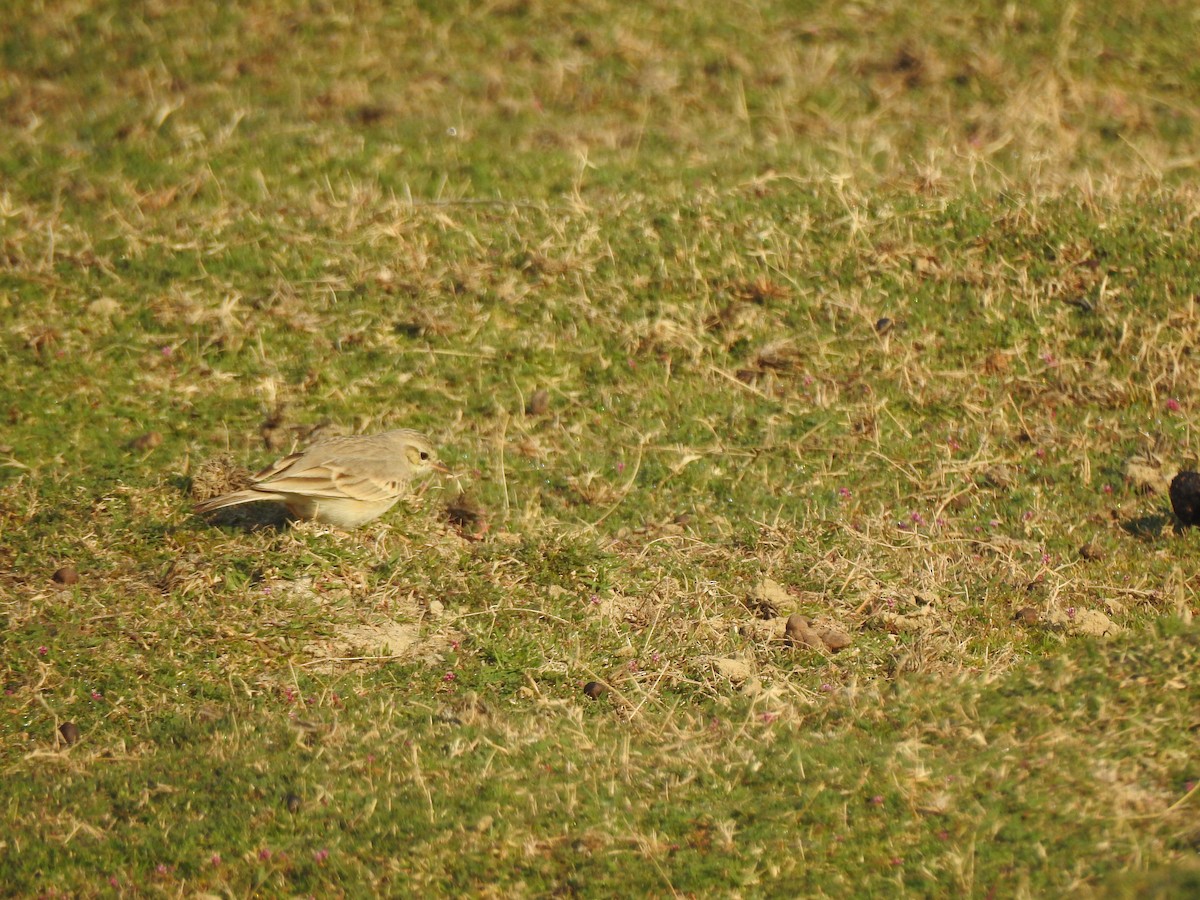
left=52, top=566, right=79, bottom=586
left=1169, top=471, right=1200, bottom=526
left=59, top=722, right=80, bottom=746
left=446, top=493, right=488, bottom=539
left=525, top=388, right=550, bottom=416
left=583, top=681, right=609, bottom=699
left=1013, top=606, right=1040, bottom=626
left=285, top=793, right=302, bottom=814
left=874, top=317, right=894, bottom=336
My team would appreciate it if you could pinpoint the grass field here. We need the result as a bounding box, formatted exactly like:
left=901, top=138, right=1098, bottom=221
left=3, top=0, right=1200, bottom=896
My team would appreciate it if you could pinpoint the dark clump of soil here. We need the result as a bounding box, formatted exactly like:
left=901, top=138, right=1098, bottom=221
left=1169, top=471, right=1200, bottom=526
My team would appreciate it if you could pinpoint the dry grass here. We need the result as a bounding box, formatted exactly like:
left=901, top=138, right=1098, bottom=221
left=2, top=0, right=1200, bottom=895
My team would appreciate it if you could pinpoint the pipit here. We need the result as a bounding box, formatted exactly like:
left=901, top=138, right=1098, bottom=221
left=194, top=429, right=448, bottom=528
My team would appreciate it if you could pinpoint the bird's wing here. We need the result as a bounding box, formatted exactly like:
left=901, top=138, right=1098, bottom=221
left=256, top=452, right=407, bottom=502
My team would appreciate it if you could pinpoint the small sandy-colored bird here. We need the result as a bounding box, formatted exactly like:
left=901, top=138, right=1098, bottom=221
left=195, top=429, right=448, bottom=528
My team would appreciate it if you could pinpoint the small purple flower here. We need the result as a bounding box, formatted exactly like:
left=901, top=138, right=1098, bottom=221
left=91, top=691, right=102, bottom=701
left=210, top=853, right=221, bottom=866
left=442, top=671, right=456, bottom=682
left=37, top=646, right=47, bottom=656
left=910, top=511, right=925, bottom=526
left=869, top=794, right=884, bottom=806
left=837, top=487, right=851, bottom=499
left=156, top=863, right=169, bottom=875
left=1166, top=398, right=1182, bottom=412
left=314, top=848, right=330, bottom=863
left=819, top=683, right=833, bottom=692
left=1102, top=484, right=1113, bottom=495
left=1067, top=607, right=1077, bottom=620
left=258, top=848, right=272, bottom=861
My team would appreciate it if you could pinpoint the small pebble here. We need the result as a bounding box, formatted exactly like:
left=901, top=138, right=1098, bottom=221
left=785, top=614, right=824, bottom=650
left=525, top=389, right=550, bottom=416
left=583, top=681, right=609, bottom=699
left=874, top=317, right=894, bottom=335
left=285, top=793, right=302, bottom=814
left=129, top=431, right=163, bottom=452
left=1013, top=606, right=1040, bottom=625
left=817, top=627, right=852, bottom=652
left=59, top=722, right=80, bottom=746
left=1078, top=542, right=1105, bottom=561
left=52, top=566, right=79, bottom=586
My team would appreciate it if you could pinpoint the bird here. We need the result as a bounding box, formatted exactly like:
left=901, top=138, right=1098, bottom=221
left=1169, top=470, right=1200, bottom=527
left=194, top=428, right=448, bottom=528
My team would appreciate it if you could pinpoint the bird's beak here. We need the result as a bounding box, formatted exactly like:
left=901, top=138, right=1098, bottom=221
left=432, top=460, right=452, bottom=474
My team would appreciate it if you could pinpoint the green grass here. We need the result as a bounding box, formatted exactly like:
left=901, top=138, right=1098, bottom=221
left=3, top=0, right=1200, bottom=896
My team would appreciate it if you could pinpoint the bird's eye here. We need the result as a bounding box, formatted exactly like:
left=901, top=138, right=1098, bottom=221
left=420, top=451, right=429, bottom=460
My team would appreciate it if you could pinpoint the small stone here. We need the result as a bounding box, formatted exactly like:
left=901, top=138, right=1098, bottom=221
left=583, top=681, right=609, bottom=699
left=785, top=614, right=824, bottom=650
left=1013, top=606, right=1040, bottom=625
left=128, top=431, right=163, bottom=452
left=285, top=793, right=302, bottom=813
left=59, top=722, right=80, bottom=746
left=1170, top=471, right=1200, bottom=526
left=817, top=627, right=852, bottom=652
left=1078, top=542, right=1105, bottom=561
left=52, top=566, right=79, bottom=586
left=875, top=317, right=894, bottom=335
left=525, top=389, right=550, bottom=416
left=1069, top=608, right=1120, bottom=637
left=1125, top=456, right=1173, bottom=496
left=712, top=657, right=753, bottom=682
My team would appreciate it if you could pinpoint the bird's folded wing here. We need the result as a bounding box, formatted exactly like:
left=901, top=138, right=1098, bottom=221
left=259, top=462, right=405, bottom=502
left=253, top=451, right=306, bottom=482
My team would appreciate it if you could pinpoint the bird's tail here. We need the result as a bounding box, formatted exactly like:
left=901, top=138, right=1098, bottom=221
left=194, top=489, right=279, bottom=516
